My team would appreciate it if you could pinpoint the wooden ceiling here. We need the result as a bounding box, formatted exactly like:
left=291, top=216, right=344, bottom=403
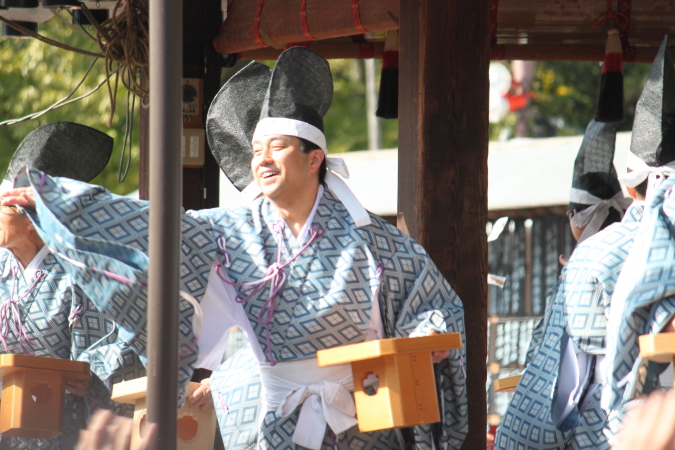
left=495, top=0, right=674, bottom=48
left=216, top=0, right=675, bottom=62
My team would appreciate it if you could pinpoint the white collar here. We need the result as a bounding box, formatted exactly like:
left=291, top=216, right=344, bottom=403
left=296, top=185, right=324, bottom=245
left=16, top=245, right=49, bottom=282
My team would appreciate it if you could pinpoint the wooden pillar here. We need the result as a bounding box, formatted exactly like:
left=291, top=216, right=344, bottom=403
left=182, top=0, right=222, bottom=210
left=398, top=1, right=489, bottom=449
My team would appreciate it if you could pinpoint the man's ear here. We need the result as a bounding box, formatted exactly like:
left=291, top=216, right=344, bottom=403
left=308, top=149, right=324, bottom=174
left=626, top=186, right=638, bottom=200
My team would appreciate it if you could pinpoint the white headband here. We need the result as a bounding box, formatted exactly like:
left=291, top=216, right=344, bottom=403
left=249, top=117, right=372, bottom=227
left=618, top=151, right=675, bottom=199
left=569, top=188, right=632, bottom=243
left=253, top=117, right=327, bottom=154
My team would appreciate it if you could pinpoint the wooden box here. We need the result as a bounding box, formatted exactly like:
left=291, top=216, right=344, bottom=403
left=317, top=334, right=462, bottom=432
left=493, top=375, right=522, bottom=393
left=0, top=354, right=90, bottom=439
left=639, top=332, right=675, bottom=364
left=112, top=377, right=217, bottom=450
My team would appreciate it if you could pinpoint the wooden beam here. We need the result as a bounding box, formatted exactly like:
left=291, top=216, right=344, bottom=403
left=398, top=1, right=489, bottom=449
left=493, top=44, right=675, bottom=63
left=239, top=42, right=384, bottom=61
left=214, top=0, right=398, bottom=54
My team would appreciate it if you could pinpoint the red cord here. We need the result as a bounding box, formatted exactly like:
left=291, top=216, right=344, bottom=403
left=358, top=43, right=375, bottom=59
left=253, top=0, right=265, bottom=47
left=351, top=0, right=369, bottom=34
left=591, top=0, right=629, bottom=31
left=300, top=0, right=315, bottom=41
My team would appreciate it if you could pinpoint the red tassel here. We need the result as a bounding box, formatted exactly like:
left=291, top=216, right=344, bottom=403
left=595, top=28, right=624, bottom=123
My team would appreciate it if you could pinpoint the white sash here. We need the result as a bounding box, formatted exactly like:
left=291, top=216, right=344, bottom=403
left=260, top=358, right=358, bottom=450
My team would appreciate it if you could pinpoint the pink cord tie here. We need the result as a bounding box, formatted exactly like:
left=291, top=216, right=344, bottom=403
left=0, top=268, right=47, bottom=354
left=215, top=221, right=325, bottom=365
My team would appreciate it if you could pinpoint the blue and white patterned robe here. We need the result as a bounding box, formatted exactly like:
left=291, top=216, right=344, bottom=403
left=602, top=180, right=675, bottom=443
left=16, top=168, right=468, bottom=450
left=495, top=204, right=643, bottom=450
left=0, top=249, right=145, bottom=450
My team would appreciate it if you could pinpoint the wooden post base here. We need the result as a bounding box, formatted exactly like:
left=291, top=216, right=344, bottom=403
left=317, top=334, right=462, bottom=432
left=112, top=377, right=217, bottom=450
left=0, top=354, right=90, bottom=439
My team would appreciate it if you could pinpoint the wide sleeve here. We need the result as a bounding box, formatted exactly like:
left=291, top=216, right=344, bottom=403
left=15, top=168, right=203, bottom=394
left=69, top=283, right=146, bottom=389
left=380, top=239, right=468, bottom=449
left=525, top=281, right=561, bottom=366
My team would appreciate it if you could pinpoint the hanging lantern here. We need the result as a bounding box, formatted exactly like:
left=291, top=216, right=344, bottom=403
left=41, top=0, right=80, bottom=9
left=72, top=8, right=108, bottom=26
left=1, top=0, right=38, bottom=7
left=375, top=30, right=399, bottom=119
left=595, top=28, right=624, bottom=123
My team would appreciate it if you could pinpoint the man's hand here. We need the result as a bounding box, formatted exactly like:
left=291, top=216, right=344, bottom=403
left=66, top=378, right=91, bottom=397
left=186, top=378, right=214, bottom=409
left=75, top=409, right=157, bottom=450
left=427, top=330, right=451, bottom=364
left=614, top=389, right=675, bottom=450
left=1, top=187, right=36, bottom=209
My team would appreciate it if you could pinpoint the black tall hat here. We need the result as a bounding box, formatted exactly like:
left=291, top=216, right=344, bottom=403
left=629, top=35, right=675, bottom=167
left=206, top=61, right=272, bottom=193
left=259, top=46, right=333, bottom=135
left=3, top=122, right=113, bottom=185
left=570, top=120, right=622, bottom=204
left=569, top=119, right=630, bottom=242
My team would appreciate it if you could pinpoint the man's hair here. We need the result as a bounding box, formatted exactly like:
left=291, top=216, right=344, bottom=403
left=568, top=204, right=622, bottom=232
left=634, top=178, right=648, bottom=199
left=298, top=138, right=327, bottom=185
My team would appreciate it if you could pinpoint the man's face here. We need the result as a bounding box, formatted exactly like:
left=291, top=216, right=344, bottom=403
left=251, top=135, right=317, bottom=203
left=0, top=205, right=31, bottom=250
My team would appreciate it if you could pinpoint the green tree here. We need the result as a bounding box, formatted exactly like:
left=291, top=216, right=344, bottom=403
left=0, top=15, right=140, bottom=195
left=489, top=61, right=651, bottom=139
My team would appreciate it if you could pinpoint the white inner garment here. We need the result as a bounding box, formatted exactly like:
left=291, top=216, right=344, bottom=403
left=3, top=245, right=49, bottom=280
left=660, top=363, right=674, bottom=389
left=553, top=336, right=594, bottom=427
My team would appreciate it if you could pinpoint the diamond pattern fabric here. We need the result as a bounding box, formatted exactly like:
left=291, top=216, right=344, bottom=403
left=603, top=178, right=675, bottom=443
left=0, top=250, right=144, bottom=449
left=18, top=168, right=467, bottom=450
left=495, top=204, right=643, bottom=450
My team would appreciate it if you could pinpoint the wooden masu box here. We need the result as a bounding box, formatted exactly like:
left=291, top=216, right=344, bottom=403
left=639, top=332, right=675, bottom=364
left=493, top=375, right=522, bottom=393
left=112, top=377, right=217, bottom=450
left=0, top=354, right=90, bottom=439
left=317, top=333, right=462, bottom=432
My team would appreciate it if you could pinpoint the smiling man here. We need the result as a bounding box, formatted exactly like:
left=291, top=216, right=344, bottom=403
left=0, top=122, right=145, bottom=450
left=2, top=48, right=467, bottom=450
